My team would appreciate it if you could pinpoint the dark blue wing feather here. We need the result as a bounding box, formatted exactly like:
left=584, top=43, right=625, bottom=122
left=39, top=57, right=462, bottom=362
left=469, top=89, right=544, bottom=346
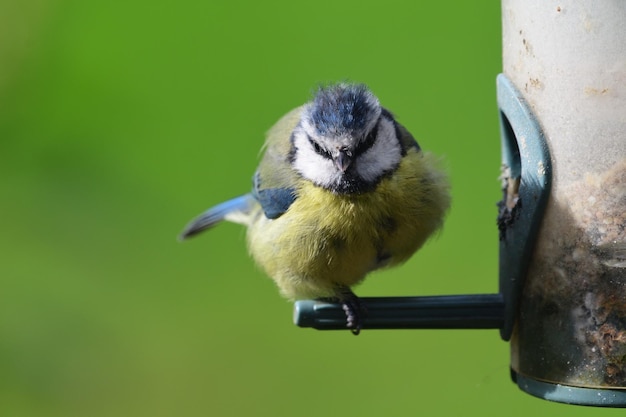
left=179, top=194, right=255, bottom=239
left=253, top=172, right=296, bottom=219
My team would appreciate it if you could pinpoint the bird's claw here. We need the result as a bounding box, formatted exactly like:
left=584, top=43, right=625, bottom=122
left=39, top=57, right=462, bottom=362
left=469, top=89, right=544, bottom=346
left=339, top=290, right=364, bottom=335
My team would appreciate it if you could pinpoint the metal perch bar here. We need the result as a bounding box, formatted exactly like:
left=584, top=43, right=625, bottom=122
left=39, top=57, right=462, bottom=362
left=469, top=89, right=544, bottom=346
left=294, top=294, right=505, bottom=331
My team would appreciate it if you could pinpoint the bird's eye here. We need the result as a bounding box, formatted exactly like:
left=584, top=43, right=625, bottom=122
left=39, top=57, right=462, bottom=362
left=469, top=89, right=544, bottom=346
left=308, top=136, right=331, bottom=159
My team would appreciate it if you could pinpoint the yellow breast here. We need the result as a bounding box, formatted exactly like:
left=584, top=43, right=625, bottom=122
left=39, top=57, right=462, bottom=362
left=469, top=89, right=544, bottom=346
left=246, top=150, right=449, bottom=300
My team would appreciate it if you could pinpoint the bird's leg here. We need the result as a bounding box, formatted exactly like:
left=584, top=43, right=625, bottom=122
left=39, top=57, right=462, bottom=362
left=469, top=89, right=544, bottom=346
left=317, top=287, right=365, bottom=335
left=338, top=287, right=365, bottom=335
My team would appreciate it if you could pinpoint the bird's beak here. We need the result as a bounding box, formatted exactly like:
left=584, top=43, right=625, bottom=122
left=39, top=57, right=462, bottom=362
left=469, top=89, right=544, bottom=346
left=335, top=150, right=352, bottom=172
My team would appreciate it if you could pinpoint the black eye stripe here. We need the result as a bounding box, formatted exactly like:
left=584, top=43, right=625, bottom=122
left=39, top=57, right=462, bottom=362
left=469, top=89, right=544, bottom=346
left=307, top=134, right=333, bottom=159
left=305, top=116, right=382, bottom=161
left=354, top=118, right=380, bottom=157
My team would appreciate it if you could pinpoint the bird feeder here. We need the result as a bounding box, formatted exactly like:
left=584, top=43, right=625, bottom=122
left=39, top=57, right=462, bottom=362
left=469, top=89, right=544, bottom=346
left=294, top=0, right=626, bottom=406
left=503, top=0, right=626, bottom=405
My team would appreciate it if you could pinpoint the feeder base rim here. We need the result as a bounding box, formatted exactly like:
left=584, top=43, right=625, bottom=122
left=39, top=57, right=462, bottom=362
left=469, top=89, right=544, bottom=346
left=512, top=370, right=626, bottom=407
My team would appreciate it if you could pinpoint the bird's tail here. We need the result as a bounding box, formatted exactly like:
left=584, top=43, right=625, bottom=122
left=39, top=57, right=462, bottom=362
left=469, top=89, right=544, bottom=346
left=179, top=194, right=256, bottom=240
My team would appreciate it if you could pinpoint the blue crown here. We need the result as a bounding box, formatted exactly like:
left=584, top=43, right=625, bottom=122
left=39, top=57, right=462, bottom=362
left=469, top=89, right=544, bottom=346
left=309, top=84, right=380, bottom=137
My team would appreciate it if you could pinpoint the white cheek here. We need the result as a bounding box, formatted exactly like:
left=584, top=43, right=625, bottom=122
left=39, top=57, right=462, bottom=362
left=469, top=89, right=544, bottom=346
left=293, top=132, right=342, bottom=186
left=355, top=118, right=402, bottom=182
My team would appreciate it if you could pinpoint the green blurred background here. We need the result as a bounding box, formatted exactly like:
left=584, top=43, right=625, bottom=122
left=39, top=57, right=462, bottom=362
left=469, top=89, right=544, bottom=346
left=0, top=1, right=620, bottom=416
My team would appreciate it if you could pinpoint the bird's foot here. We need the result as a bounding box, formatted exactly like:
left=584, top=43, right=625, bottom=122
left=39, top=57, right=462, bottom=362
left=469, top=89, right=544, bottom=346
left=318, top=289, right=365, bottom=335
left=338, top=289, right=365, bottom=336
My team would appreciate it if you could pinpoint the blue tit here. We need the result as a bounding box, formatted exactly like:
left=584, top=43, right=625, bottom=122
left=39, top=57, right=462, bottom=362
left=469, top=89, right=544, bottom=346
left=180, top=83, right=450, bottom=334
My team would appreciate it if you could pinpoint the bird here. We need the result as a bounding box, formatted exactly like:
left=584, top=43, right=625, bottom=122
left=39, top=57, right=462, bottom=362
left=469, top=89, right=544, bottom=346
left=180, top=83, right=450, bottom=334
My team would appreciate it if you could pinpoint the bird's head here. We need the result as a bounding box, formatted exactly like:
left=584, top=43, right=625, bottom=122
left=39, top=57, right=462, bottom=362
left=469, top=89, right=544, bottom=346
left=291, top=83, right=403, bottom=194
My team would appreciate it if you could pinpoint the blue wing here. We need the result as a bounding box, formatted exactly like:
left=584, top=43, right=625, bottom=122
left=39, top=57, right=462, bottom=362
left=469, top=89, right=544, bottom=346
left=252, top=172, right=296, bottom=220
left=179, top=194, right=256, bottom=240
left=251, top=106, right=304, bottom=220
left=180, top=107, right=303, bottom=240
